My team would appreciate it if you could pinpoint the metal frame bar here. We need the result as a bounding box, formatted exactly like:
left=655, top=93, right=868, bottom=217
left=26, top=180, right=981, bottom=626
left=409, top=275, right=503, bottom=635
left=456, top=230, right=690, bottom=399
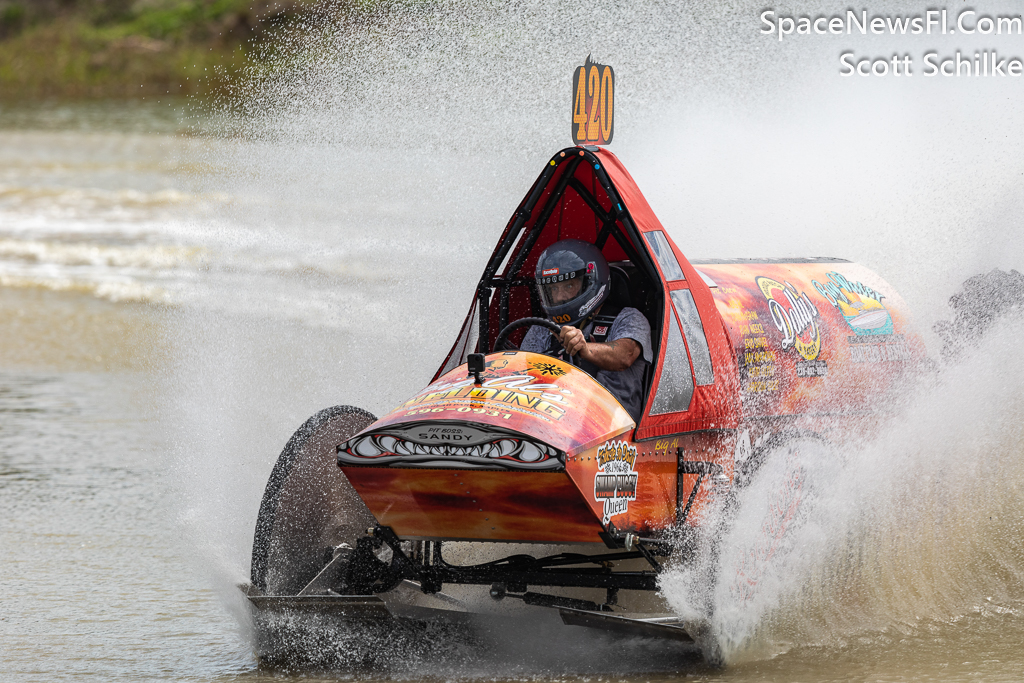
left=475, top=155, right=579, bottom=351
left=677, top=459, right=724, bottom=524
left=365, top=526, right=665, bottom=594
left=473, top=147, right=663, bottom=355
left=566, top=176, right=647, bottom=267
left=494, top=156, right=583, bottom=336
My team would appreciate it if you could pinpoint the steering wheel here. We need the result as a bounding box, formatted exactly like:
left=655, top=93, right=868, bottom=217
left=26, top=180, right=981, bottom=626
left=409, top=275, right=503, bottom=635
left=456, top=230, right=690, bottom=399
left=492, top=317, right=562, bottom=353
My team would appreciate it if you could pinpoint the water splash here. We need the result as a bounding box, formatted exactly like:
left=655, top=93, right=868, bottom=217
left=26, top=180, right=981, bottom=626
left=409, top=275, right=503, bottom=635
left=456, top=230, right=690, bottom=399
left=661, top=300, right=1024, bottom=663
left=166, top=0, right=1024, bottom=671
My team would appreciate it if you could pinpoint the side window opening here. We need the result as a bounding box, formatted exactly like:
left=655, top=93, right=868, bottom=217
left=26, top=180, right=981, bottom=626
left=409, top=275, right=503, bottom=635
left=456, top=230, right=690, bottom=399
left=670, top=289, right=714, bottom=386
left=649, top=311, right=694, bottom=415
left=645, top=231, right=685, bottom=282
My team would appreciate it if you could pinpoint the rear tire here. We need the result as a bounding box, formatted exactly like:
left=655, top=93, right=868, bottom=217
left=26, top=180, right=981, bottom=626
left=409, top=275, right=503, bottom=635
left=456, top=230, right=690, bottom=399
left=251, top=405, right=377, bottom=595
left=711, top=436, right=828, bottom=656
left=674, top=435, right=827, bottom=664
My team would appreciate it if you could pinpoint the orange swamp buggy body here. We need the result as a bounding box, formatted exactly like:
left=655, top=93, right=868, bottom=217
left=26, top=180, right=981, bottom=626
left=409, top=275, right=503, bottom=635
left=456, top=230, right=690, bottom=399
left=244, top=146, right=926, bottom=661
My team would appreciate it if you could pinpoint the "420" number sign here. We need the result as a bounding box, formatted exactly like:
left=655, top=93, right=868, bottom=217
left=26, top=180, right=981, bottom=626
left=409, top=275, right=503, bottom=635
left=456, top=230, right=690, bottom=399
left=572, top=57, right=614, bottom=146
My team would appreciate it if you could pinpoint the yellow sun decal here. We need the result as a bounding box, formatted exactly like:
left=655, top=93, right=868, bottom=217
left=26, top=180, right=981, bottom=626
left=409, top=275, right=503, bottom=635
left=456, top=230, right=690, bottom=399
left=529, top=361, right=566, bottom=378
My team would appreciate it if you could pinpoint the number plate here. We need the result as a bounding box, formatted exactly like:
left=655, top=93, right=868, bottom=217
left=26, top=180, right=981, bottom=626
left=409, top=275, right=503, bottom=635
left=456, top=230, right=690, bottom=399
left=572, top=57, right=615, bottom=146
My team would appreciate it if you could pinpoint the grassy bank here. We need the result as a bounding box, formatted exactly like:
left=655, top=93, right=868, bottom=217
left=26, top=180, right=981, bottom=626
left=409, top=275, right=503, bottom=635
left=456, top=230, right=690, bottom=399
left=0, top=0, right=318, bottom=99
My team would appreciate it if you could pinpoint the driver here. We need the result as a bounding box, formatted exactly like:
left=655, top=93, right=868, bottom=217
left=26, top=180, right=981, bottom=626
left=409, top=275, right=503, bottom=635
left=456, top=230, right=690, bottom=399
left=520, top=239, right=652, bottom=422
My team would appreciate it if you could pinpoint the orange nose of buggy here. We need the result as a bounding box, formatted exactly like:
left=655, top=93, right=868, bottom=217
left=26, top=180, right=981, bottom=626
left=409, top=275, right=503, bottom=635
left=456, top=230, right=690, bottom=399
left=336, top=352, right=635, bottom=542
left=340, top=467, right=605, bottom=542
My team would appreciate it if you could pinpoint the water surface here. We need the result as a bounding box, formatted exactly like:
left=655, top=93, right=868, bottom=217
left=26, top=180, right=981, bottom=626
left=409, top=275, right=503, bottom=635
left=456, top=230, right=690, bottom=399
left=3, top=0, right=1024, bottom=679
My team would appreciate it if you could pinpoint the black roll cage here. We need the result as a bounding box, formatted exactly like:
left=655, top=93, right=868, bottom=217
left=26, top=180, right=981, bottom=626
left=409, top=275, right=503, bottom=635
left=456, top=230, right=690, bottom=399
left=475, top=147, right=662, bottom=353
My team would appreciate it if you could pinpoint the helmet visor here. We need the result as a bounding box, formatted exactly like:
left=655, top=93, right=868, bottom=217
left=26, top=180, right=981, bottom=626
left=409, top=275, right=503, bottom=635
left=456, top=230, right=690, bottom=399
left=538, top=268, right=592, bottom=310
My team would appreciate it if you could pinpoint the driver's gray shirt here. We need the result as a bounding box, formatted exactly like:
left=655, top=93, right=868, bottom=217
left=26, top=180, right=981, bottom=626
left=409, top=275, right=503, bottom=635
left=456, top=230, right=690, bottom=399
left=520, top=307, right=652, bottom=423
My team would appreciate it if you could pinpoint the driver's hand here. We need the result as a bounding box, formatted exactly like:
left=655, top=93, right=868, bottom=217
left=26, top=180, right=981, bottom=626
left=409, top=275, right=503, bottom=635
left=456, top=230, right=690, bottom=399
left=559, top=325, right=587, bottom=356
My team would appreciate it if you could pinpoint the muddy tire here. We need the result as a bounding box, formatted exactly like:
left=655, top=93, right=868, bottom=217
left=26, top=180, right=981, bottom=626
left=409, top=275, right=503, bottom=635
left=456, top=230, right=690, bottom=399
left=934, top=269, right=1024, bottom=362
left=251, top=405, right=378, bottom=596
left=676, top=436, right=829, bottom=663
left=724, top=439, right=818, bottom=601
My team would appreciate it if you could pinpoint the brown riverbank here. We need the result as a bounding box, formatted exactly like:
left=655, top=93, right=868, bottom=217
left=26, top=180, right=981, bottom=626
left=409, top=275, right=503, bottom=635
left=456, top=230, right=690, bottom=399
left=0, top=285, right=167, bottom=371
left=0, top=0, right=317, bottom=99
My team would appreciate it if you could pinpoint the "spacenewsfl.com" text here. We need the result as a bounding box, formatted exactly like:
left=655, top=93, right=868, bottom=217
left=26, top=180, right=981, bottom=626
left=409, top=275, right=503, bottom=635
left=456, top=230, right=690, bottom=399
left=760, top=9, right=1024, bottom=78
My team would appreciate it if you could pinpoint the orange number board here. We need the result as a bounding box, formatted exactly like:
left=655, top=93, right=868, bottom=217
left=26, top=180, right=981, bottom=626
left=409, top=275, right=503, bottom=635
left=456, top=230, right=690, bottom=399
left=572, top=58, right=614, bottom=146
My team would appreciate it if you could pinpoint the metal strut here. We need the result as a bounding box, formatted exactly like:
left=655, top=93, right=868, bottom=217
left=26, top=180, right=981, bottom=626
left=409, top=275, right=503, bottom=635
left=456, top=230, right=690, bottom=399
left=343, top=526, right=671, bottom=596
left=472, top=147, right=663, bottom=356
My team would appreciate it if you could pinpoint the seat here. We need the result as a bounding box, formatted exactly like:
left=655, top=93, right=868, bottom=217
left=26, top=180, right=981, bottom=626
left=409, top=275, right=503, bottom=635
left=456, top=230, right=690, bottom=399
left=608, top=261, right=660, bottom=415
left=606, top=265, right=632, bottom=310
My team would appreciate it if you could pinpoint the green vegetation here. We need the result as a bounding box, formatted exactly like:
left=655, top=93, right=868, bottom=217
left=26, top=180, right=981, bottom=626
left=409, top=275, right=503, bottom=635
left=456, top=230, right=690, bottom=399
left=0, top=0, right=318, bottom=99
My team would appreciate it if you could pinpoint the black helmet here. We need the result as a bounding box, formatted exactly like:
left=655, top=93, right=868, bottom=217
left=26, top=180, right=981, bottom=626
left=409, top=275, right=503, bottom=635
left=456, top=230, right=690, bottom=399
left=535, top=239, right=610, bottom=326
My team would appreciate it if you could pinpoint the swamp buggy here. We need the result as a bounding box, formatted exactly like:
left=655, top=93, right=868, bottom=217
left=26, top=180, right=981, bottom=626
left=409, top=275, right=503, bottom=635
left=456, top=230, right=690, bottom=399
left=242, top=145, right=926, bottom=665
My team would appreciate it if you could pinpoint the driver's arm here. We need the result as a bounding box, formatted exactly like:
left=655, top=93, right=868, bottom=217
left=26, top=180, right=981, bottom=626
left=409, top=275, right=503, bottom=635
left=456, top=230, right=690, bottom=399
left=559, top=326, right=641, bottom=371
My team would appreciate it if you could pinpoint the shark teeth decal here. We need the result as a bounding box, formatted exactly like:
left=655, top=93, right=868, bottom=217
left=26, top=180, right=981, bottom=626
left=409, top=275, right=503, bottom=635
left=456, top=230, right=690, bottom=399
left=338, top=434, right=563, bottom=470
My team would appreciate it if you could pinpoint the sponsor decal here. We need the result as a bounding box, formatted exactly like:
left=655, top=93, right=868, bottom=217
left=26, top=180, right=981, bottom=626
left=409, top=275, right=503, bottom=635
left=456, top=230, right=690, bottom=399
left=653, top=437, right=679, bottom=455
left=402, top=374, right=573, bottom=421
left=594, top=325, right=609, bottom=336
left=578, top=284, right=607, bottom=318
left=812, top=271, right=894, bottom=336
left=593, top=439, right=639, bottom=525
left=542, top=268, right=559, bottom=276
left=755, top=277, right=822, bottom=361
left=528, top=360, right=567, bottom=378
left=795, top=359, right=828, bottom=377
left=485, top=358, right=509, bottom=371
left=339, top=423, right=562, bottom=470
left=848, top=335, right=913, bottom=363
left=739, top=309, right=779, bottom=393
left=541, top=271, right=577, bottom=284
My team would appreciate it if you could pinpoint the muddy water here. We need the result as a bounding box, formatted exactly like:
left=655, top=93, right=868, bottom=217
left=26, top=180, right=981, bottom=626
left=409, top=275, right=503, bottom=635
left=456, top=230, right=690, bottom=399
left=4, top=0, right=1024, bottom=678
left=1, top=293, right=1022, bottom=683
left=2, top=116, right=1023, bottom=683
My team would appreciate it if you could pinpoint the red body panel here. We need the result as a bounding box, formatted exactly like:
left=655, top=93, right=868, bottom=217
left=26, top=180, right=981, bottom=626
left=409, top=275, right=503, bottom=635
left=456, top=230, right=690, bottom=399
left=697, top=261, right=926, bottom=419
left=600, top=151, right=742, bottom=439
left=339, top=352, right=637, bottom=541
left=565, top=434, right=678, bottom=535
left=341, top=467, right=605, bottom=542
left=344, top=147, right=928, bottom=543
left=353, top=352, right=632, bottom=459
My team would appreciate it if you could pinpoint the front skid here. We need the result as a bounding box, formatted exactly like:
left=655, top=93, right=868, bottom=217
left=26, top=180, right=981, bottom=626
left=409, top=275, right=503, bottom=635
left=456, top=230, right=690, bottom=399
left=245, top=585, right=706, bottom=673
